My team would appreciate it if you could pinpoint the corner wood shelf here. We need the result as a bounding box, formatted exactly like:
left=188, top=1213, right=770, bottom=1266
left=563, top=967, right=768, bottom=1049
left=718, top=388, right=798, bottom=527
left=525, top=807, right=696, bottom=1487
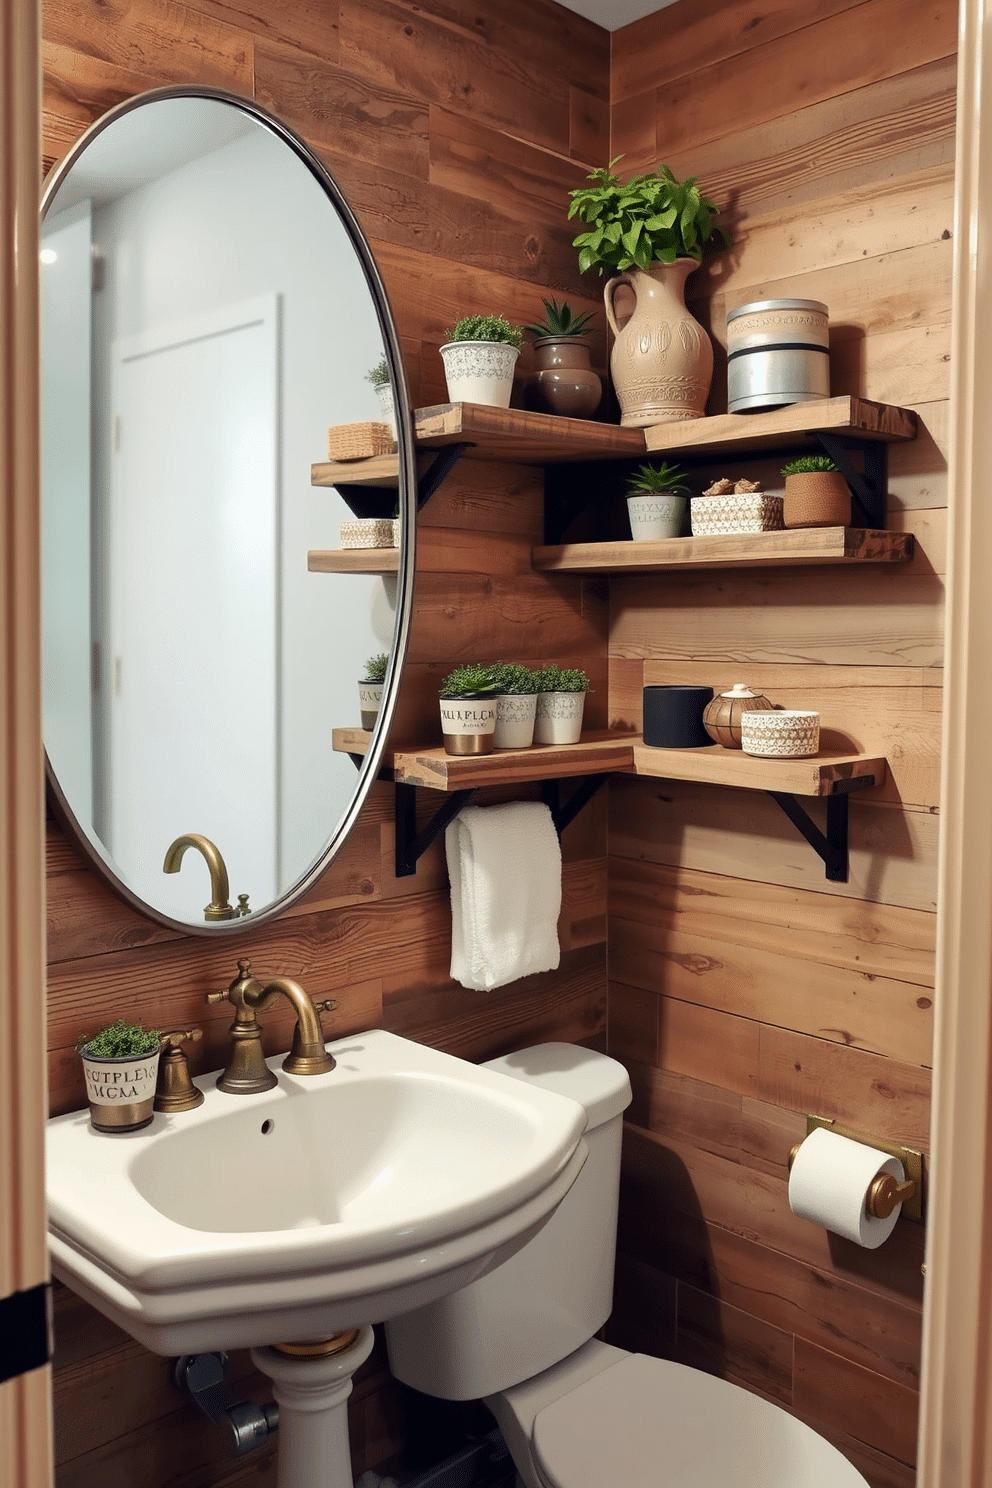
left=332, top=729, right=886, bottom=882
left=532, top=526, right=913, bottom=573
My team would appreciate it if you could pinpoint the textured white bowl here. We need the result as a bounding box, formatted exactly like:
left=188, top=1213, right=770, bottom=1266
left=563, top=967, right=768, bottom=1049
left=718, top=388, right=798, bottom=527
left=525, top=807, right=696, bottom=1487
left=741, top=709, right=820, bottom=758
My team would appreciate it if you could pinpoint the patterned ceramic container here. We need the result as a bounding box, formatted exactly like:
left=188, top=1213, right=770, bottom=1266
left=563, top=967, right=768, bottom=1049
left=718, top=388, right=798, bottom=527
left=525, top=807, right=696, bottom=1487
left=493, top=693, right=538, bottom=749
left=690, top=492, right=784, bottom=535
left=440, top=340, right=520, bottom=408
left=741, top=710, right=820, bottom=758
left=627, top=494, right=687, bottom=540
left=340, top=518, right=395, bottom=549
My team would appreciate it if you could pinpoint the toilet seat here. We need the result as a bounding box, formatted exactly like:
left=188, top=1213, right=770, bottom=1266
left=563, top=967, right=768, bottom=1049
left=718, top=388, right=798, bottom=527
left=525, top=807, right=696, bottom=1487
left=531, top=1353, right=870, bottom=1487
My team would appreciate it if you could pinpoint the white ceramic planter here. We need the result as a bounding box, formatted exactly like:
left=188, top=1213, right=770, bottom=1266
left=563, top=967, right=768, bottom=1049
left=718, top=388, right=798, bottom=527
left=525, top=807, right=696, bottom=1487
left=535, top=691, right=585, bottom=745
left=440, top=698, right=497, bottom=755
left=741, top=709, right=820, bottom=758
left=358, top=680, right=384, bottom=731
left=377, top=383, right=396, bottom=439
left=627, top=493, right=687, bottom=541
left=493, top=693, right=538, bottom=749
left=80, top=1046, right=161, bottom=1132
left=440, top=341, right=520, bottom=408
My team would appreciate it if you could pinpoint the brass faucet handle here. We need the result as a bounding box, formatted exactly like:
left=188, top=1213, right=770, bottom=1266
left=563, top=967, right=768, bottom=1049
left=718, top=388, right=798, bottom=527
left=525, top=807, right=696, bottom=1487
left=313, top=999, right=340, bottom=1016
left=205, top=991, right=227, bottom=1006
left=154, top=1028, right=206, bottom=1113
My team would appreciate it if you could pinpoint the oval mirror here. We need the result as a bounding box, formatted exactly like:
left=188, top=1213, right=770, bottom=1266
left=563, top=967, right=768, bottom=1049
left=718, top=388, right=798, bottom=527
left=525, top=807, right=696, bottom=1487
left=40, top=87, right=415, bottom=933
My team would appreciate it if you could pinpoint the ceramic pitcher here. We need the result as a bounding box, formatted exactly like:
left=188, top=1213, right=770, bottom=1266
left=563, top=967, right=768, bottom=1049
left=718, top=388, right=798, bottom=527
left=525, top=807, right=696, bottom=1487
left=604, top=259, right=713, bottom=426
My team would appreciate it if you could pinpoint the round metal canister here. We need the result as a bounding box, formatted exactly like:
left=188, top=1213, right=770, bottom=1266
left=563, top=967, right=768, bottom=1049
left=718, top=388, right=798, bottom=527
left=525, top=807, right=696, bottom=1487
left=726, top=298, right=830, bottom=414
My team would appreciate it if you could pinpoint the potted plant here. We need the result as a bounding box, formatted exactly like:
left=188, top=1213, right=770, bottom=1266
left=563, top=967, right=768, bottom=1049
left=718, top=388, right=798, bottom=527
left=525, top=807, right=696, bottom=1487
left=626, top=461, right=689, bottom=540
left=523, top=298, right=602, bottom=420
left=365, top=354, right=395, bottom=438
left=533, top=665, right=591, bottom=745
left=77, top=1019, right=162, bottom=1132
left=359, top=651, right=389, bottom=730
left=439, top=664, right=502, bottom=755
left=779, top=454, right=851, bottom=529
left=568, top=158, right=730, bottom=426
left=439, top=315, right=524, bottom=409
left=490, top=661, right=540, bottom=750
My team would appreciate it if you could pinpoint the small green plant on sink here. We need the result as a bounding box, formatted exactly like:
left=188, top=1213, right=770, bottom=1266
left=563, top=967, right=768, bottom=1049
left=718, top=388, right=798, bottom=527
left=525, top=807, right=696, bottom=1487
left=532, top=665, right=591, bottom=694
left=362, top=652, right=389, bottom=683
left=627, top=461, right=689, bottom=495
left=439, top=663, right=503, bottom=699
left=490, top=661, right=539, bottom=695
left=524, top=298, right=596, bottom=339
left=780, top=454, right=840, bottom=476
left=442, top=314, right=524, bottom=349
left=78, top=1019, right=160, bottom=1057
left=365, top=356, right=389, bottom=389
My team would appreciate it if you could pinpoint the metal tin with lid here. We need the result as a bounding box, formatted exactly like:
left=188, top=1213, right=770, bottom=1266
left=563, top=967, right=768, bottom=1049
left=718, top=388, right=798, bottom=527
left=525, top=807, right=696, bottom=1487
left=726, top=297, right=830, bottom=413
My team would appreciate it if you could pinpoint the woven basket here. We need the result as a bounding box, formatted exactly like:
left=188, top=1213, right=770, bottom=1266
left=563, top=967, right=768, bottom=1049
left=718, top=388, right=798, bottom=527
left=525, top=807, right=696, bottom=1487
left=327, top=421, right=396, bottom=461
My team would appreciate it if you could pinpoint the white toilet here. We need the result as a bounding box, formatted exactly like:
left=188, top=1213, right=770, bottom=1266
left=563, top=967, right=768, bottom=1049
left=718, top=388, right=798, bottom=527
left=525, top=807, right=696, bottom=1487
left=385, top=1043, right=871, bottom=1488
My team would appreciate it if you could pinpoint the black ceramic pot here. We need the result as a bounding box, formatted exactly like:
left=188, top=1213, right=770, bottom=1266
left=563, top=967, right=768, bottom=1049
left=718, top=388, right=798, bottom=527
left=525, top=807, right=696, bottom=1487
left=643, top=685, right=715, bottom=748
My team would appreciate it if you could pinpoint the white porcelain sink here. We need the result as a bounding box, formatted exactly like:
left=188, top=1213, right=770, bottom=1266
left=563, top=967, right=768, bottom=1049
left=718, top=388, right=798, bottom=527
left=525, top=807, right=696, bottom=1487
left=47, top=1029, right=587, bottom=1355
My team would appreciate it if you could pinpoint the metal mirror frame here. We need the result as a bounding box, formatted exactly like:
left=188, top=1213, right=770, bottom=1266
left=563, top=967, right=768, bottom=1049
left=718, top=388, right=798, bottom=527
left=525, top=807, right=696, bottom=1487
left=40, top=85, right=417, bottom=936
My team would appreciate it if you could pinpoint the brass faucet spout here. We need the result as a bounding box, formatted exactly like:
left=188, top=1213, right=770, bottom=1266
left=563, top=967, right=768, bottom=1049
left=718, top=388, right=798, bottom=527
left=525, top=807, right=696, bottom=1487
left=163, top=833, right=235, bottom=921
left=246, top=978, right=336, bottom=1076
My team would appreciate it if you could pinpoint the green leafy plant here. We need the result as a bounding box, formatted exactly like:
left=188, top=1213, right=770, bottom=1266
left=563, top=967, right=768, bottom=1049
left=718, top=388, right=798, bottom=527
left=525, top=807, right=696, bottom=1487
left=363, top=652, right=389, bottom=683
left=524, top=298, right=596, bottom=339
left=439, top=664, right=503, bottom=700
left=365, top=356, right=389, bottom=390
left=533, top=665, right=591, bottom=694
left=490, top=661, right=539, bottom=695
left=627, top=461, right=689, bottom=495
left=568, top=158, right=730, bottom=277
left=443, top=315, right=524, bottom=349
left=78, top=1020, right=160, bottom=1058
left=780, top=454, right=840, bottom=476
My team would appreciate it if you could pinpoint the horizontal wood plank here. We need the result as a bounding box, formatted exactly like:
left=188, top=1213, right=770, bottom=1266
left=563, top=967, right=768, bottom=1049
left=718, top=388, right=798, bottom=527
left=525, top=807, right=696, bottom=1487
left=534, top=528, right=913, bottom=574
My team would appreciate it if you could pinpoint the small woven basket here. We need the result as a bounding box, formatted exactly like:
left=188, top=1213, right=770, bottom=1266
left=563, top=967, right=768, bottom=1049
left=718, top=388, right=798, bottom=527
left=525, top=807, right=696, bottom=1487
left=327, top=421, right=396, bottom=461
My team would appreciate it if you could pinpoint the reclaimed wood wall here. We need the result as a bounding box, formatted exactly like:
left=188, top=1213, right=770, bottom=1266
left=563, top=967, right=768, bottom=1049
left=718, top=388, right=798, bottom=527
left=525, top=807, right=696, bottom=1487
left=605, top=3, right=954, bottom=1485
left=41, top=2, right=610, bottom=1484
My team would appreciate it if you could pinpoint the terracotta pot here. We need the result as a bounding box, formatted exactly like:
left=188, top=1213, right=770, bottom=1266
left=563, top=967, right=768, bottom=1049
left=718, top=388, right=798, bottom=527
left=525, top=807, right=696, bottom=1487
left=604, top=260, right=713, bottom=427
left=528, top=336, right=602, bottom=418
left=783, top=471, right=851, bottom=528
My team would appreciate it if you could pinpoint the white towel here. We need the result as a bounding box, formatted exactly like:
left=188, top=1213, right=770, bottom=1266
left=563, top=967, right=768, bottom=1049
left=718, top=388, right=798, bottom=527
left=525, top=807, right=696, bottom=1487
left=445, top=801, right=562, bottom=991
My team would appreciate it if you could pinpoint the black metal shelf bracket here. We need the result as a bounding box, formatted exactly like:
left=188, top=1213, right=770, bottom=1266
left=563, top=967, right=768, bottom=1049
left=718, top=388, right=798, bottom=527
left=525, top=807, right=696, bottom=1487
left=394, top=772, right=609, bottom=878
left=767, top=775, right=875, bottom=882
left=809, top=432, right=888, bottom=530
left=335, top=442, right=474, bottom=521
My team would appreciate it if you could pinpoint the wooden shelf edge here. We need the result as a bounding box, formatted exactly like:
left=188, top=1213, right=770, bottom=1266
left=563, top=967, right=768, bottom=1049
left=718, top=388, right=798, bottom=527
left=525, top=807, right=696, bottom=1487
left=632, top=742, right=887, bottom=797
left=392, top=732, right=636, bottom=790
left=643, top=396, right=917, bottom=456
left=532, top=527, right=914, bottom=573
left=309, top=549, right=399, bottom=573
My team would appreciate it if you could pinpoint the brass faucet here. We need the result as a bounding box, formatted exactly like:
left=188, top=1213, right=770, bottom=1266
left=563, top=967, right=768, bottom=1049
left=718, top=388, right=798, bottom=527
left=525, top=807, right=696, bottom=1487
left=162, top=833, right=251, bottom=923
left=206, top=959, right=338, bottom=1094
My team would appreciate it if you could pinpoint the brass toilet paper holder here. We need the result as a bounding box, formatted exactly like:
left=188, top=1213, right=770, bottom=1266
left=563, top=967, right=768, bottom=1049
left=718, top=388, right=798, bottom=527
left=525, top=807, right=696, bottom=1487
left=789, top=1115, right=924, bottom=1223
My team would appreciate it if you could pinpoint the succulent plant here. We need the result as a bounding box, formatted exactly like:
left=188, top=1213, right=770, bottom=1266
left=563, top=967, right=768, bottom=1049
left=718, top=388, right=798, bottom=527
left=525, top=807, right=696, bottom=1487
left=627, top=461, right=689, bottom=495
left=443, top=314, right=524, bottom=349
left=439, top=663, right=503, bottom=699
left=780, top=454, right=841, bottom=476
left=532, top=665, right=591, bottom=694
left=524, top=298, right=596, bottom=339
left=568, top=158, right=730, bottom=277
left=78, top=1020, right=160, bottom=1057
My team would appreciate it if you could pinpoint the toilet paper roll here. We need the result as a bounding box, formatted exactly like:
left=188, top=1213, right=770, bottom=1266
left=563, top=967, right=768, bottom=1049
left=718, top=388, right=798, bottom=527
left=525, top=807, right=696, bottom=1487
left=788, top=1126, right=905, bottom=1249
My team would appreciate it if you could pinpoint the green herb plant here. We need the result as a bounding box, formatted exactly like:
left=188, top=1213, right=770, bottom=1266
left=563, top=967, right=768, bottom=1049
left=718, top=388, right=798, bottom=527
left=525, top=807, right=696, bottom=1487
left=533, top=665, right=591, bottom=694
left=439, top=664, right=503, bottom=700
left=627, top=461, right=689, bottom=496
left=524, top=298, right=596, bottom=339
left=490, top=662, right=538, bottom=695
left=443, top=315, right=524, bottom=349
left=363, top=652, right=389, bottom=683
left=780, top=455, right=841, bottom=477
left=79, top=1020, right=160, bottom=1058
left=365, top=356, right=389, bottom=390
left=568, top=158, right=730, bottom=277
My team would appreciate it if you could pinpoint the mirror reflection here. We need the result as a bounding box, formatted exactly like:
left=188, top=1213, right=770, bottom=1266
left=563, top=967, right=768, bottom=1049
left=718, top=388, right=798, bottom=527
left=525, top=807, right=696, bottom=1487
left=41, top=90, right=410, bottom=929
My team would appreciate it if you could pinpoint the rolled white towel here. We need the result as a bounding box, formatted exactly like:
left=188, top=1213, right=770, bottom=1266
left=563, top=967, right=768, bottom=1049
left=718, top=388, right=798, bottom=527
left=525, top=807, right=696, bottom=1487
left=446, top=801, right=562, bottom=991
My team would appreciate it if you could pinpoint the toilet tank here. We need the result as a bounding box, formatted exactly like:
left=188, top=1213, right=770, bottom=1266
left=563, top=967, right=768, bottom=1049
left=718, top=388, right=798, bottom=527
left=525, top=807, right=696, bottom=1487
left=385, top=1043, right=632, bottom=1401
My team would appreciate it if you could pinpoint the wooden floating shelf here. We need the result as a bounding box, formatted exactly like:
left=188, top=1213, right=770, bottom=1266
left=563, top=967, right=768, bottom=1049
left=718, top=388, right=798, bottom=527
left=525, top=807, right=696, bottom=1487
left=332, top=728, right=884, bottom=799
left=312, top=402, right=648, bottom=487
left=643, top=395, right=917, bottom=458
left=308, top=549, right=399, bottom=574
left=532, top=526, right=914, bottom=574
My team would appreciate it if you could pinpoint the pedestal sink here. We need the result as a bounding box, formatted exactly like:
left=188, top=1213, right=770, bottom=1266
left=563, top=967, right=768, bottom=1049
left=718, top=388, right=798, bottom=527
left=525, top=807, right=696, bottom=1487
left=47, top=1029, right=587, bottom=1488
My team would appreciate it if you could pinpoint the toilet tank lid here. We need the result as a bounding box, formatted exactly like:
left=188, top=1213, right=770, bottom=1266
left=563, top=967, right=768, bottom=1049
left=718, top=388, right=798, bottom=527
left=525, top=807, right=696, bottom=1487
left=481, top=1044, right=632, bottom=1130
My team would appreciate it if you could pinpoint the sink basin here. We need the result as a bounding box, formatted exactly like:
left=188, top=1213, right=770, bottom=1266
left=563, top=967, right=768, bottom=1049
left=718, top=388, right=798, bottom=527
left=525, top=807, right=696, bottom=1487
left=47, top=1029, right=587, bottom=1354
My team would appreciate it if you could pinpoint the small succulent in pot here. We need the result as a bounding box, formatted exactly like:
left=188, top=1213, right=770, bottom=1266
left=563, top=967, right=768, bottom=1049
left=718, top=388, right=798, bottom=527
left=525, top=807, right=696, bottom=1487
left=490, top=662, right=541, bottom=750
left=523, top=299, right=602, bottom=420
left=359, top=651, right=389, bottom=730
left=77, top=1019, right=162, bottom=1133
left=626, top=462, right=690, bottom=541
left=533, top=665, right=591, bottom=747
left=438, top=664, right=501, bottom=756
left=365, top=354, right=396, bottom=438
left=524, top=298, right=597, bottom=339
left=440, top=316, right=524, bottom=409
left=779, top=454, right=851, bottom=530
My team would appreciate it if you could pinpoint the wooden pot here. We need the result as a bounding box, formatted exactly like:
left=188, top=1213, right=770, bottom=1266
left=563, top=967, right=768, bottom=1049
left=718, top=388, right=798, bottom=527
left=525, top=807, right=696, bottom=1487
left=783, top=471, right=851, bottom=528
left=703, top=683, right=776, bottom=749
left=604, top=260, right=713, bottom=427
